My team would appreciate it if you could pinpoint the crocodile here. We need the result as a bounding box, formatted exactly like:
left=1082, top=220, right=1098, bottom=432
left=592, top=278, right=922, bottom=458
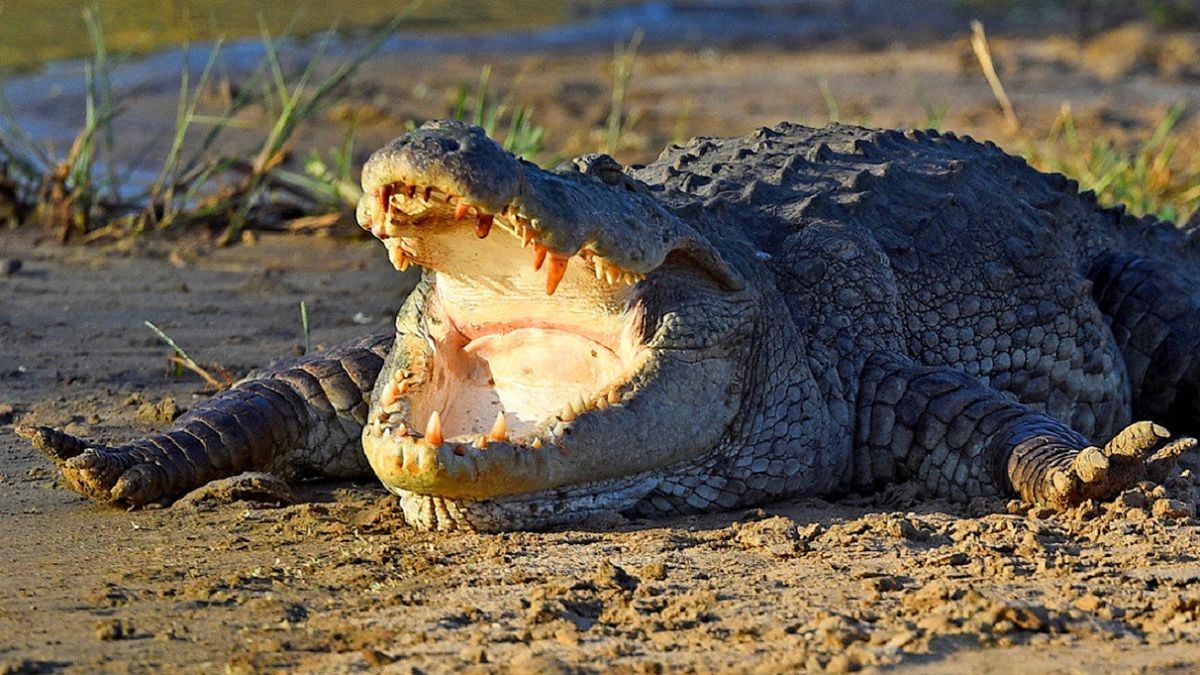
left=19, top=120, right=1200, bottom=531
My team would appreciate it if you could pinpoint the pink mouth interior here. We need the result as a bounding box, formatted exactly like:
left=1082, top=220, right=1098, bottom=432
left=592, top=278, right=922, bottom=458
left=454, top=328, right=625, bottom=436
left=408, top=287, right=641, bottom=444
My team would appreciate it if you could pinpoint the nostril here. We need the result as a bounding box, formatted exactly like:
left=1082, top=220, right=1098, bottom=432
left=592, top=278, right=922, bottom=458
left=439, top=138, right=461, bottom=152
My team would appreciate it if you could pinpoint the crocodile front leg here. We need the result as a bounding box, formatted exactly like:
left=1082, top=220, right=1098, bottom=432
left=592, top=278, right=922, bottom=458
left=18, top=333, right=391, bottom=506
left=855, top=351, right=1196, bottom=508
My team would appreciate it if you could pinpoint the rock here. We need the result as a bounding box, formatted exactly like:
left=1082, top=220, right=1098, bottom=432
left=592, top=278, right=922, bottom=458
left=824, top=653, right=857, bottom=673
left=1073, top=593, right=1104, bottom=613
left=361, top=649, right=396, bottom=667
left=862, top=574, right=904, bottom=593
left=639, top=562, right=667, bottom=581
left=457, top=646, right=487, bottom=664
left=734, top=515, right=805, bottom=557
left=993, top=603, right=1051, bottom=632
left=94, top=618, right=135, bottom=641
left=1151, top=498, right=1193, bottom=520
left=887, top=516, right=928, bottom=541
left=136, top=396, right=180, bottom=425
left=591, top=561, right=638, bottom=591
left=1112, top=488, right=1148, bottom=511
left=174, top=472, right=296, bottom=509
left=816, top=615, right=868, bottom=647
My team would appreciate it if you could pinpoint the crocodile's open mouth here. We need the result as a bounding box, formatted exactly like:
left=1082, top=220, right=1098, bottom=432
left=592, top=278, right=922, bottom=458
left=353, top=122, right=749, bottom=520
left=358, top=180, right=660, bottom=499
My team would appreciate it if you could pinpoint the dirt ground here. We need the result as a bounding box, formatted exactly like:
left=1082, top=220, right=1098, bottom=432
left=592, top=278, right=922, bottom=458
left=4, top=14, right=1200, bottom=674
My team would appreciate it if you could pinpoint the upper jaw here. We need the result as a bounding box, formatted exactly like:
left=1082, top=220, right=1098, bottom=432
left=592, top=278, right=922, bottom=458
left=357, top=121, right=746, bottom=293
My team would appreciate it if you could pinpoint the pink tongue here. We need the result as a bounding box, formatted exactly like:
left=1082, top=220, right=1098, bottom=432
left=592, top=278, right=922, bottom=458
left=463, top=328, right=623, bottom=423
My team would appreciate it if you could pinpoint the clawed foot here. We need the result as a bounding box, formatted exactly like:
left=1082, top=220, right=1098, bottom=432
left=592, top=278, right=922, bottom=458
left=16, top=425, right=163, bottom=505
left=1039, top=421, right=1197, bottom=510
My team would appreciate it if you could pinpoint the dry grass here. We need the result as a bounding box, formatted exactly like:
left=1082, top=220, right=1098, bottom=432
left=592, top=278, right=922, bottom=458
left=967, top=21, right=1199, bottom=223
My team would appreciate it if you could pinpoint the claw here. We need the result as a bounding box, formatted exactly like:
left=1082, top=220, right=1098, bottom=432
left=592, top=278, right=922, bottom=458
left=16, top=424, right=91, bottom=463
left=1050, top=469, right=1073, bottom=494
left=1107, top=421, right=1170, bottom=458
left=1147, top=436, right=1198, bottom=482
left=112, top=464, right=157, bottom=504
left=1074, top=446, right=1110, bottom=483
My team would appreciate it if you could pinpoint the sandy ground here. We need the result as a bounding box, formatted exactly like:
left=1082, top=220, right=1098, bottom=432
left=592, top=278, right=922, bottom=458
left=4, top=15, right=1200, bottom=674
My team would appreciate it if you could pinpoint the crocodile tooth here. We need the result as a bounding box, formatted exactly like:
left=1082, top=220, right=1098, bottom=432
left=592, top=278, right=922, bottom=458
left=382, top=427, right=393, bottom=439
left=381, top=380, right=402, bottom=406
left=521, top=226, right=534, bottom=249
left=607, top=389, right=621, bottom=404
left=531, top=437, right=543, bottom=449
left=595, top=394, right=610, bottom=410
left=396, top=422, right=408, bottom=436
left=553, top=421, right=567, bottom=437
left=476, top=435, right=488, bottom=449
left=388, top=247, right=409, bottom=271
left=489, top=411, right=508, bottom=442
left=454, top=200, right=471, bottom=221
left=378, top=184, right=395, bottom=224
left=532, top=243, right=549, bottom=271
left=593, top=255, right=606, bottom=280
left=421, top=186, right=432, bottom=202
left=475, top=213, right=493, bottom=239
left=545, top=253, right=569, bottom=295
left=604, top=263, right=621, bottom=285
left=425, top=410, right=444, bottom=446
left=561, top=406, right=577, bottom=422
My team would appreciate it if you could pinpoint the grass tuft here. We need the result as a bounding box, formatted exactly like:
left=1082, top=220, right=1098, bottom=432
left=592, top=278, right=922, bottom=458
left=0, top=4, right=417, bottom=242
left=967, top=20, right=1198, bottom=223
left=605, top=29, right=642, bottom=156
left=450, top=66, right=546, bottom=160
left=1024, top=103, right=1200, bottom=223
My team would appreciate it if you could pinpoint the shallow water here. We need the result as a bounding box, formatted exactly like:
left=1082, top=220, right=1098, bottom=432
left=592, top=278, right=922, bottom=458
left=0, top=0, right=629, bottom=71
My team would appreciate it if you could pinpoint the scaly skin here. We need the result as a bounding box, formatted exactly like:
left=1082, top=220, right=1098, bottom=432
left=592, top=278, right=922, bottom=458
left=21, top=121, right=1200, bottom=531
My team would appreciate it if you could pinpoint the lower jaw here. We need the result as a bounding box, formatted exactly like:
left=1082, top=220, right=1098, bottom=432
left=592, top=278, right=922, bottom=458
left=384, top=473, right=663, bottom=532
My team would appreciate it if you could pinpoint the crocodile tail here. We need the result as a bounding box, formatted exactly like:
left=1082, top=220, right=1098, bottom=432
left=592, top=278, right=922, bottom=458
left=19, top=332, right=392, bottom=506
